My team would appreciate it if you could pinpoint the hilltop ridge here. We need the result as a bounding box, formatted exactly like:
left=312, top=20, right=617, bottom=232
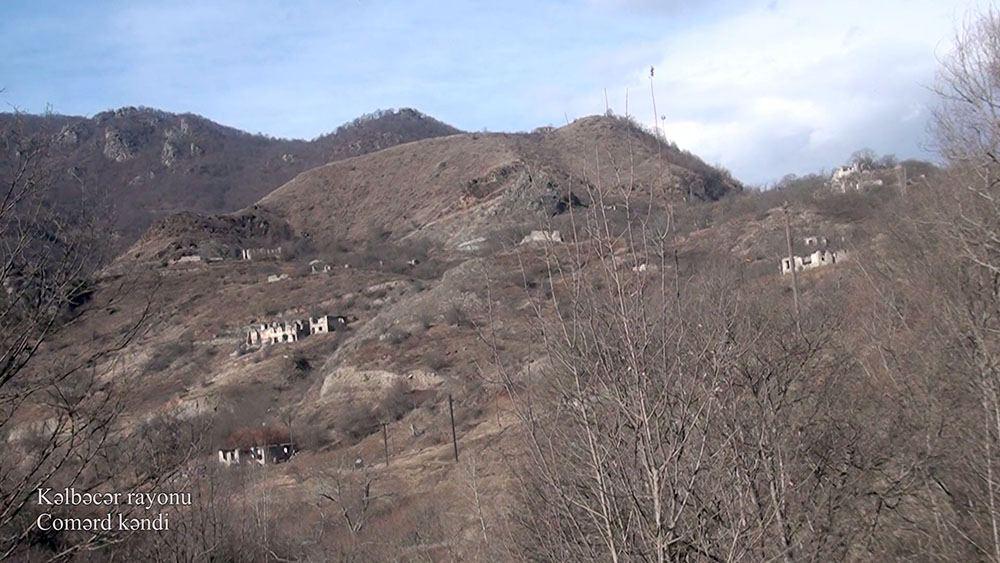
left=124, top=114, right=741, bottom=263
left=0, top=106, right=461, bottom=246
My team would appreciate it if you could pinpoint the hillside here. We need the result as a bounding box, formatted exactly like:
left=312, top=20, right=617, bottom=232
left=262, top=115, right=739, bottom=245
left=11, top=110, right=957, bottom=561
left=0, top=107, right=460, bottom=245
left=31, top=159, right=905, bottom=559
left=126, top=115, right=740, bottom=263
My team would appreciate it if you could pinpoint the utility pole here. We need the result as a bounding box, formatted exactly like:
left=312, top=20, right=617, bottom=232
left=783, top=204, right=802, bottom=334
left=382, top=422, right=389, bottom=467
left=649, top=66, right=660, bottom=140
left=673, top=248, right=681, bottom=305
left=449, top=394, right=459, bottom=462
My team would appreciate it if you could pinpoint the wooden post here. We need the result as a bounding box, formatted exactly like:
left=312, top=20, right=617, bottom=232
left=783, top=204, right=802, bottom=334
left=495, top=393, right=502, bottom=429
left=382, top=422, right=389, bottom=467
left=449, top=394, right=459, bottom=462
left=649, top=66, right=660, bottom=141
left=673, top=248, right=681, bottom=304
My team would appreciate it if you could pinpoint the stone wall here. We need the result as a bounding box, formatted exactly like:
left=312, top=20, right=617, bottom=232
left=241, top=247, right=283, bottom=261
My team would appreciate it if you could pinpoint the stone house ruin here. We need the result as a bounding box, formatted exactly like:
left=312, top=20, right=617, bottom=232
left=309, top=314, right=342, bottom=334
left=170, top=255, right=203, bottom=265
left=241, top=247, right=282, bottom=261
left=245, top=314, right=346, bottom=348
left=781, top=250, right=840, bottom=275
left=218, top=443, right=296, bottom=466
left=780, top=236, right=847, bottom=275
left=830, top=163, right=886, bottom=192
left=309, top=259, right=333, bottom=274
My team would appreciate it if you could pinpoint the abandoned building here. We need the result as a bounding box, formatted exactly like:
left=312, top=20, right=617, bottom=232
left=309, top=259, right=333, bottom=274
left=246, top=319, right=306, bottom=346
left=245, top=314, right=346, bottom=348
left=780, top=249, right=847, bottom=275
left=520, top=230, right=563, bottom=244
left=830, top=163, right=886, bottom=192
left=170, top=254, right=203, bottom=265
left=241, top=247, right=283, bottom=261
left=218, top=443, right=296, bottom=466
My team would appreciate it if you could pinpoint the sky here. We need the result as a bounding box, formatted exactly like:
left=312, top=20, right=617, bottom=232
left=0, top=0, right=989, bottom=184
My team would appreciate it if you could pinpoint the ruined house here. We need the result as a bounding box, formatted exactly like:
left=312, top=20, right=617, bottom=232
left=246, top=319, right=308, bottom=347
left=241, top=247, right=283, bottom=261
left=245, top=314, right=346, bottom=348
left=780, top=236, right=846, bottom=275
left=781, top=250, right=838, bottom=274
left=309, top=259, right=332, bottom=274
left=309, top=314, right=345, bottom=334
left=218, top=443, right=296, bottom=466
left=170, top=254, right=203, bottom=265
left=830, top=163, right=886, bottom=192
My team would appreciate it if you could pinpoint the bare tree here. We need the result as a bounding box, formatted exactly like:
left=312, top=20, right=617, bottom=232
left=471, top=125, right=880, bottom=561
left=0, top=115, right=174, bottom=559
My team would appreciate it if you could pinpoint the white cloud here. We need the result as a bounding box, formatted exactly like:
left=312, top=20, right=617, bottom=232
left=575, top=0, right=985, bottom=184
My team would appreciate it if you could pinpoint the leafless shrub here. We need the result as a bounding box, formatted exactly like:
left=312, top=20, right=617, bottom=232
left=287, top=352, right=312, bottom=378
left=334, top=402, right=378, bottom=442
left=416, top=309, right=435, bottom=330
left=377, top=380, right=415, bottom=422
left=479, top=83, right=892, bottom=563
left=443, top=302, right=470, bottom=327
left=0, top=116, right=183, bottom=559
left=144, top=338, right=195, bottom=373
left=424, top=350, right=451, bottom=372
left=383, top=326, right=409, bottom=344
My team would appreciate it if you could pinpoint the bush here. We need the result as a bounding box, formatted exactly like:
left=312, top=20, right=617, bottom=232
left=443, top=303, right=469, bottom=327
left=297, top=414, right=333, bottom=451
left=334, top=402, right=378, bottom=441
left=416, top=310, right=434, bottom=330
left=383, top=326, right=408, bottom=344
left=377, top=380, right=415, bottom=422
left=290, top=353, right=312, bottom=374
left=423, top=350, right=450, bottom=372
left=144, top=339, right=195, bottom=373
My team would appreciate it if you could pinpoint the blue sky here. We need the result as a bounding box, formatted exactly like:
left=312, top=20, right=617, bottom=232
left=0, top=0, right=987, bottom=184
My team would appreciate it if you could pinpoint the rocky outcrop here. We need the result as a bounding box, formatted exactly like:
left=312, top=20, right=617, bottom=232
left=161, top=140, right=180, bottom=168
left=103, top=128, right=136, bottom=162
left=55, top=124, right=81, bottom=146
left=520, top=230, right=563, bottom=244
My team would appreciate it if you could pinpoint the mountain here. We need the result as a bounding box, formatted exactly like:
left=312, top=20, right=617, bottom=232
left=0, top=106, right=460, bottom=245
left=14, top=104, right=959, bottom=560
left=127, top=115, right=741, bottom=263
left=12, top=112, right=768, bottom=559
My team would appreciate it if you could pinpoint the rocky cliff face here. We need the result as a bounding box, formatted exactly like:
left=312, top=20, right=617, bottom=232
left=0, top=107, right=461, bottom=248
